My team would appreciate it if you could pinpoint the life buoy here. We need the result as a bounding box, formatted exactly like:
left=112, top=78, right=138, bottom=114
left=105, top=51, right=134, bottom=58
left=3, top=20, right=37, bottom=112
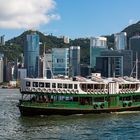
left=75, top=90, right=78, bottom=94
left=105, top=90, right=108, bottom=94
left=47, top=89, right=51, bottom=93
left=123, top=102, right=127, bottom=107
left=38, top=88, right=41, bottom=92
left=53, top=89, right=56, bottom=93
left=43, top=88, right=46, bottom=92
left=128, top=102, right=132, bottom=107
left=58, top=89, right=62, bottom=93
left=93, top=104, right=98, bottom=109
left=70, top=90, right=73, bottom=94
left=100, top=103, right=104, bottom=109
left=26, top=88, right=29, bottom=92
left=87, top=89, right=90, bottom=93
left=32, top=88, right=35, bottom=92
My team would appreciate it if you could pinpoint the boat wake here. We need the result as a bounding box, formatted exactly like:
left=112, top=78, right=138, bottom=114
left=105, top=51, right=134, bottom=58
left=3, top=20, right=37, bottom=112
left=112, top=111, right=140, bottom=115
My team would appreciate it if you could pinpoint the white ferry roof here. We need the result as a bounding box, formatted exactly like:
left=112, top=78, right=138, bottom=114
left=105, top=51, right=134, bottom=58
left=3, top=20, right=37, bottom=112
left=23, top=77, right=140, bottom=84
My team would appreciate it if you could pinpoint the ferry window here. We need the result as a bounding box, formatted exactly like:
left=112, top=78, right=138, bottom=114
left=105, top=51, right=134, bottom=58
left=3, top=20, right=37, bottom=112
left=105, top=84, right=108, bottom=89
left=58, top=83, right=62, bottom=88
left=133, top=95, right=140, bottom=102
left=26, top=81, right=30, bottom=87
left=81, top=84, right=86, bottom=91
left=33, top=82, right=38, bottom=87
left=45, top=83, right=50, bottom=88
left=131, top=84, right=136, bottom=89
left=94, top=84, right=100, bottom=89
left=119, top=84, right=122, bottom=89
left=120, top=96, right=131, bottom=101
left=74, top=84, right=77, bottom=89
left=39, top=82, right=44, bottom=87
left=69, top=84, right=73, bottom=89
left=100, top=84, right=105, bottom=89
left=52, top=83, right=56, bottom=88
left=63, top=84, right=67, bottom=88
left=87, top=84, right=93, bottom=89
left=94, top=97, right=104, bottom=102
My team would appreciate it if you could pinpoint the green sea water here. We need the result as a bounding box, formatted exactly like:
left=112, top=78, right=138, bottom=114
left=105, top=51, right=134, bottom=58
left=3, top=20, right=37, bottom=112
left=0, top=89, right=140, bottom=140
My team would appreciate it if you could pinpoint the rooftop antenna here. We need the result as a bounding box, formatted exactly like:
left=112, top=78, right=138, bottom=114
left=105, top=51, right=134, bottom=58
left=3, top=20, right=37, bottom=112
left=130, top=52, right=138, bottom=79
left=136, top=52, right=138, bottom=79
left=43, top=43, right=46, bottom=79
left=43, top=43, right=54, bottom=79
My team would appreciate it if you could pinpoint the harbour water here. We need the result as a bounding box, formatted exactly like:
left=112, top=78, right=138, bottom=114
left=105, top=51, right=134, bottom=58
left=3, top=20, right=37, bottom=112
left=0, top=89, right=140, bottom=140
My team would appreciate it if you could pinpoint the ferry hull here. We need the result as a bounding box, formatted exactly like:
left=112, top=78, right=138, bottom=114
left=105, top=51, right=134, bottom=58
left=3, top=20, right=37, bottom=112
left=18, top=105, right=140, bottom=116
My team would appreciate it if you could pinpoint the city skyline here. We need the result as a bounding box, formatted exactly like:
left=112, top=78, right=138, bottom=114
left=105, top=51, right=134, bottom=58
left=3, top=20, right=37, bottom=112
left=0, top=0, right=140, bottom=40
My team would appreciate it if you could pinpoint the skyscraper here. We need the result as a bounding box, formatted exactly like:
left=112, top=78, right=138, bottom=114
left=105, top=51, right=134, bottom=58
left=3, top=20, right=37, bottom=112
left=24, top=31, right=39, bottom=78
left=96, top=50, right=133, bottom=78
left=114, top=32, right=127, bottom=50
left=43, top=52, right=52, bottom=79
left=90, top=37, right=107, bottom=69
left=129, top=35, right=140, bottom=78
left=0, top=35, right=5, bottom=46
left=70, top=46, right=80, bottom=77
left=0, top=57, right=3, bottom=83
left=52, top=48, right=69, bottom=76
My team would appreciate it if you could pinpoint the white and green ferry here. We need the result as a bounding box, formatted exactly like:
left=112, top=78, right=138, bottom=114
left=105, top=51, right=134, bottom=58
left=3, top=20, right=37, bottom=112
left=18, top=73, right=140, bottom=116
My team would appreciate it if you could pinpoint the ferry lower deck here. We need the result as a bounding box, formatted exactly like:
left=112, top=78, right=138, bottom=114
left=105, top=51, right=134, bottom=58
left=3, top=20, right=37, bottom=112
left=18, top=92, right=140, bottom=116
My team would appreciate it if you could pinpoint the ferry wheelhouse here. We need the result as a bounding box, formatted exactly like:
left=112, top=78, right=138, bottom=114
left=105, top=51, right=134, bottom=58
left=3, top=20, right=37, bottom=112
left=18, top=73, right=140, bottom=116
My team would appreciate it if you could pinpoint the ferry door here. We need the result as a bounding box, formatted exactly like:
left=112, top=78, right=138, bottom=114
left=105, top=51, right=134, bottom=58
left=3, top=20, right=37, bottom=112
left=108, top=82, right=117, bottom=107
left=108, top=82, right=117, bottom=94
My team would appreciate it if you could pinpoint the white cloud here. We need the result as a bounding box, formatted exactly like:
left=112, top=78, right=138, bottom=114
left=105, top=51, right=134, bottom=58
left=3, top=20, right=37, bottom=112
left=0, top=0, right=60, bottom=29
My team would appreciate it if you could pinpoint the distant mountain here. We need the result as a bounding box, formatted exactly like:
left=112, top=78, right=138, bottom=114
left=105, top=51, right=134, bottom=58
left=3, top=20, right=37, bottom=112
left=122, top=21, right=140, bottom=37
left=106, top=21, right=140, bottom=49
left=3, top=21, right=140, bottom=63
left=5, top=30, right=90, bottom=64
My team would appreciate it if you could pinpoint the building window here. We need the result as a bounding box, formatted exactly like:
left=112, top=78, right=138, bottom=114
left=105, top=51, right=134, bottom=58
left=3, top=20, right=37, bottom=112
left=33, top=82, right=38, bottom=87
left=45, top=83, right=50, bottom=88
left=57, top=59, right=64, bottom=63
left=26, top=81, right=30, bottom=87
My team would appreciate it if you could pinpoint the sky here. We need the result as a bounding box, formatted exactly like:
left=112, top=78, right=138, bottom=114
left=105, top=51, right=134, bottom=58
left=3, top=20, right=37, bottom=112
left=0, top=0, right=140, bottom=40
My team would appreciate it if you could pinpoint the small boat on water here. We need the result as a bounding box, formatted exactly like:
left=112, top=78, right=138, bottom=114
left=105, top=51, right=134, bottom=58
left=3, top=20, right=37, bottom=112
left=17, top=73, right=140, bottom=116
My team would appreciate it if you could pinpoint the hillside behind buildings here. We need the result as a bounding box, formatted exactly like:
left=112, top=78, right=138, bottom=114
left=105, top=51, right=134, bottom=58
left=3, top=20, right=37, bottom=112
left=2, top=21, right=140, bottom=64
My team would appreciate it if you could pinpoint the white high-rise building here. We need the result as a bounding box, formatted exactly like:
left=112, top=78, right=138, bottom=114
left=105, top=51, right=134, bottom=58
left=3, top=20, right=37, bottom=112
left=90, top=37, right=107, bottom=48
left=90, top=37, right=107, bottom=68
left=0, top=57, right=3, bottom=83
left=114, top=32, right=127, bottom=50
left=64, top=36, right=69, bottom=44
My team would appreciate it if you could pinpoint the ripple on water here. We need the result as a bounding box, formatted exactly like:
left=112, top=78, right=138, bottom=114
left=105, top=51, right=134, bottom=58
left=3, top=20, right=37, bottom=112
left=0, top=89, right=140, bottom=139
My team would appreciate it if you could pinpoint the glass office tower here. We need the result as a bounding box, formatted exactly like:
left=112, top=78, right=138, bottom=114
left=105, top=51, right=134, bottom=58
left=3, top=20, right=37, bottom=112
left=24, top=32, right=39, bottom=78
left=114, top=32, right=127, bottom=50
left=52, top=48, right=69, bottom=76
left=70, top=46, right=80, bottom=77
